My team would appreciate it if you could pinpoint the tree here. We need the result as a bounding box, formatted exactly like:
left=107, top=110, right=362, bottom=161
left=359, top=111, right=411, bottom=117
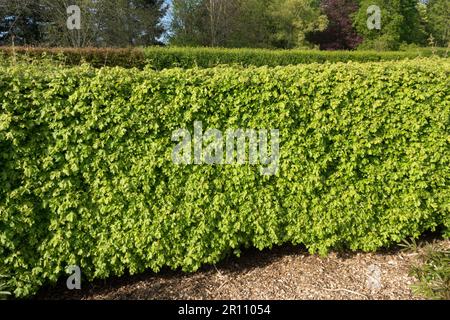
left=398, top=0, right=425, bottom=44
left=170, top=0, right=241, bottom=47
left=171, top=0, right=330, bottom=49
left=95, top=0, right=168, bottom=47
left=425, top=0, right=449, bottom=47
left=40, top=0, right=104, bottom=47
left=0, top=0, right=167, bottom=47
left=268, top=0, right=328, bottom=49
left=0, top=0, right=47, bottom=46
left=170, top=0, right=209, bottom=46
left=308, top=0, right=362, bottom=50
left=353, top=0, right=426, bottom=50
left=229, top=0, right=274, bottom=48
left=205, top=0, right=238, bottom=46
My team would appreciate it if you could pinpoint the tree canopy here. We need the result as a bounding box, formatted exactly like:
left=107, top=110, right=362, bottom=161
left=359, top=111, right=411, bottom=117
left=0, top=0, right=448, bottom=49
left=0, top=0, right=167, bottom=47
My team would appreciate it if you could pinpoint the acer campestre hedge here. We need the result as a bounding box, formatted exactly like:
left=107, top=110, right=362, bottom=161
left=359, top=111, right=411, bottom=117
left=1, top=46, right=448, bottom=69
left=0, top=58, right=449, bottom=297
left=142, top=47, right=449, bottom=69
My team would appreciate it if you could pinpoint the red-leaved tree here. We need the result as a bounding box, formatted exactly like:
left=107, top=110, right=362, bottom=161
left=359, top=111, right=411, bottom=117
left=308, top=0, right=362, bottom=50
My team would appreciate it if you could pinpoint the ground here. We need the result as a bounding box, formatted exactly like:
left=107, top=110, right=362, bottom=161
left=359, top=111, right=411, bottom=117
left=37, top=238, right=449, bottom=300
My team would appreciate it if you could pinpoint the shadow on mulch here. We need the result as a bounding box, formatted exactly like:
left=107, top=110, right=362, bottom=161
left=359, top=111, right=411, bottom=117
left=35, top=245, right=304, bottom=300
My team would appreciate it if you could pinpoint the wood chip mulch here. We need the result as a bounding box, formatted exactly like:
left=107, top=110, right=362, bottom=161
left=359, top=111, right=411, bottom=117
left=36, top=239, right=450, bottom=300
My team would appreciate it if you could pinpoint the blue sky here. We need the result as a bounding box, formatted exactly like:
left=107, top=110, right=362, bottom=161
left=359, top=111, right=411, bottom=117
left=160, top=0, right=174, bottom=42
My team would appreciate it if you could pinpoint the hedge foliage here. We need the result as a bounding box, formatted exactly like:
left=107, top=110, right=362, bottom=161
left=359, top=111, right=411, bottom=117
left=1, top=46, right=448, bottom=69
left=0, top=47, right=147, bottom=69
left=143, top=47, right=449, bottom=69
left=1, top=59, right=449, bottom=297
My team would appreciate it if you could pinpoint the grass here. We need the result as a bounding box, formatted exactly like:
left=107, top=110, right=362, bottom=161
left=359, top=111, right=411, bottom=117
left=401, top=238, right=450, bottom=300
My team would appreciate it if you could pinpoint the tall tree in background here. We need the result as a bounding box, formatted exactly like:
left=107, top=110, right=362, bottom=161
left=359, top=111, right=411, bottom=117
left=398, top=0, right=426, bottom=44
left=170, top=0, right=241, bottom=47
left=205, top=0, right=240, bottom=47
left=308, top=0, right=362, bottom=50
left=171, top=0, right=329, bottom=48
left=424, top=0, right=449, bottom=47
left=0, top=0, right=167, bottom=47
left=229, top=0, right=274, bottom=48
left=170, top=0, right=205, bottom=46
left=0, top=0, right=47, bottom=46
left=268, top=0, right=328, bottom=48
left=171, top=0, right=328, bottom=49
left=2, top=0, right=448, bottom=49
left=41, top=0, right=104, bottom=47
left=95, top=0, right=167, bottom=47
left=353, top=0, right=425, bottom=50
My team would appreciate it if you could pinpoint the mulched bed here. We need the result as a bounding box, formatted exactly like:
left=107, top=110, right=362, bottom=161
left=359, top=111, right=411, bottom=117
left=36, top=239, right=450, bottom=300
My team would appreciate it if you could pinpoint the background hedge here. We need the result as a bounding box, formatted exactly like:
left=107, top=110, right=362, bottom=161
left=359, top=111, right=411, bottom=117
left=0, top=59, right=449, bottom=297
left=0, top=46, right=448, bottom=69
left=143, top=47, right=449, bottom=69
left=0, top=47, right=147, bottom=69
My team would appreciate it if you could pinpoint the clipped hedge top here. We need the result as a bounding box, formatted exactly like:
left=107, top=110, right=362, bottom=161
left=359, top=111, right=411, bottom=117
left=143, top=46, right=449, bottom=69
left=0, top=46, right=448, bottom=69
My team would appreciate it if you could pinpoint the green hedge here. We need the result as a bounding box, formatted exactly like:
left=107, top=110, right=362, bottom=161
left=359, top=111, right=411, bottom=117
left=1, top=59, right=449, bottom=297
left=1, top=46, right=448, bottom=69
left=143, top=47, right=449, bottom=69
left=0, top=47, right=147, bottom=68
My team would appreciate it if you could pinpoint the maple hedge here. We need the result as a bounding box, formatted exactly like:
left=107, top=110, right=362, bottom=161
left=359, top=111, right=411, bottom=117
left=1, top=46, right=448, bottom=69
left=0, top=47, right=147, bottom=69
left=1, top=58, right=449, bottom=297
left=143, top=47, right=449, bottom=69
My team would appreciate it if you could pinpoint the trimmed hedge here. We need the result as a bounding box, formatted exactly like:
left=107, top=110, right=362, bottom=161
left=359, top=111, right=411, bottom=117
left=0, top=46, right=448, bottom=69
left=1, top=59, right=449, bottom=297
left=0, top=47, right=147, bottom=69
left=143, top=46, right=449, bottom=69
